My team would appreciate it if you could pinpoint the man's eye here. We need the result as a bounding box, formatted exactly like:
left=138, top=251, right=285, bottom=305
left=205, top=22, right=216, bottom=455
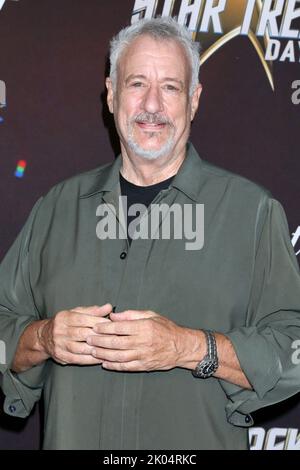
left=164, top=84, right=179, bottom=92
left=131, top=82, right=144, bottom=88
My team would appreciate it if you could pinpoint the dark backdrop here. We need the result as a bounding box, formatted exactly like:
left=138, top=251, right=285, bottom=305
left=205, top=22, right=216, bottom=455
left=0, top=0, right=299, bottom=449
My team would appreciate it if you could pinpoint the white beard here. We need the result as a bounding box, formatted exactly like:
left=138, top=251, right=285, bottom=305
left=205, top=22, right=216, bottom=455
left=126, top=114, right=176, bottom=160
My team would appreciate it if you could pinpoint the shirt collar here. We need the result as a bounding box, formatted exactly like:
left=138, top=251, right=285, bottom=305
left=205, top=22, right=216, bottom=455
left=170, top=142, right=204, bottom=202
left=79, top=142, right=203, bottom=202
left=79, top=155, right=122, bottom=199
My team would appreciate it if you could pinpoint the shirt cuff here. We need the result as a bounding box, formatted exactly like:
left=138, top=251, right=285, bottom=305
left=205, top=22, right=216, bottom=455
left=1, top=363, right=47, bottom=418
left=224, top=327, right=282, bottom=399
left=0, top=316, right=47, bottom=418
left=218, top=327, right=283, bottom=427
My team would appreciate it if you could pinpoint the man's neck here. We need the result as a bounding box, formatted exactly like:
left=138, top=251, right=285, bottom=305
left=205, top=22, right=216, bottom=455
left=120, top=147, right=186, bottom=186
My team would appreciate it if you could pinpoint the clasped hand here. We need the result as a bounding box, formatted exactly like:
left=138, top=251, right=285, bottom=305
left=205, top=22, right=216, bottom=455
left=38, top=304, right=186, bottom=371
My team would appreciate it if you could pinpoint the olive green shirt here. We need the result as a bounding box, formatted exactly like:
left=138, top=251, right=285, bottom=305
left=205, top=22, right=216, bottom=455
left=1, top=143, right=300, bottom=450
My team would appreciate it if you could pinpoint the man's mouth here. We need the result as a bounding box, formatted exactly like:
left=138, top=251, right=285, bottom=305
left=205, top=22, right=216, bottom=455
left=133, top=112, right=171, bottom=132
left=136, top=122, right=166, bottom=131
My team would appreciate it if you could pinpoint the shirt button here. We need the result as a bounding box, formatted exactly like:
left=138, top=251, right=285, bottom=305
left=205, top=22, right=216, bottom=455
left=120, top=251, right=127, bottom=260
left=245, top=414, right=251, bottom=423
left=9, top=405, right=16, bottom=413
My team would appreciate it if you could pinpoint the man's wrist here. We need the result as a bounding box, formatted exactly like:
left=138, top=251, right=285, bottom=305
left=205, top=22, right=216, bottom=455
left=11, top=320, right=51, bottom=373
left=176, top=327, right=207, bottom=370
left=35, top=320, right=50, bottom=356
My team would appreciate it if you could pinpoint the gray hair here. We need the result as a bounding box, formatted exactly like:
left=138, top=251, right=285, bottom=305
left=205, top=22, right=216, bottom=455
left=109, top=17, right=200, bottom=96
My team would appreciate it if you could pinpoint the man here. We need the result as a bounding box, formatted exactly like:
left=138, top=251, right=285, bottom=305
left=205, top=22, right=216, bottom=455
left=0, top=17, right=300, bottom=450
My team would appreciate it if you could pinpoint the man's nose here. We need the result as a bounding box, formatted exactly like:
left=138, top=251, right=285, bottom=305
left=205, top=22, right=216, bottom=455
left=142, top=85, right=164, bottom=114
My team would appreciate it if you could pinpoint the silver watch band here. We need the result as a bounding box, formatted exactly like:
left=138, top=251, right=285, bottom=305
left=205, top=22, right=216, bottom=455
left=191, top=329, right=219, bottom=378
left=205, top=329, right=217, bottom=359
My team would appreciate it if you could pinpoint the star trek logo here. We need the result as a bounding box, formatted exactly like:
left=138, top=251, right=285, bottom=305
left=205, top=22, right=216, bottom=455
left=0, top=0, right=19, bottom=11
left=132, top=1, right=300, bottom=90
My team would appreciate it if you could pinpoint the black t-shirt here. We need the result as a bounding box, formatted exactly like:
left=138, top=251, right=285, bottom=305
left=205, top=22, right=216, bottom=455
left=119, top=172, right=175, bottom=244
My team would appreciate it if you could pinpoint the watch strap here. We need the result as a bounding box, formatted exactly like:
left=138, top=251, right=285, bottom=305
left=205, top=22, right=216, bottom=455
left=192, top=330, right=219, bottom=379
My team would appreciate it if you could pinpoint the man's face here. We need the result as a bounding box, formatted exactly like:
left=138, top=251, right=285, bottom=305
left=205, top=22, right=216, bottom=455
left=106, top=35, right=201, bottom=161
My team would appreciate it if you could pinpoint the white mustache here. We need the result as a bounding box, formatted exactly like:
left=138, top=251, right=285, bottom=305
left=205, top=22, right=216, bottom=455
left=134, top=113, right=172, bottom=126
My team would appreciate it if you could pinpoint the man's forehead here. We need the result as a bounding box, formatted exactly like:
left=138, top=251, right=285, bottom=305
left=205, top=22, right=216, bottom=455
left=118, top=35, right=189, bottom=76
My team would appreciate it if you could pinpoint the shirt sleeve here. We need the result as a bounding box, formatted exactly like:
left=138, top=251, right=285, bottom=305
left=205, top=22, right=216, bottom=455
left=219, top=197, right=300, bottom=427
left=0, top=197, right=48, bottom=418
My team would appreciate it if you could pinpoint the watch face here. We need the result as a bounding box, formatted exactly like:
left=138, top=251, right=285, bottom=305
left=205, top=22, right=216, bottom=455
left=192, top=331, right=219, bottom=379
left=202, top=362, right=216, bottom=375
left=193, top=358, right=218, bottom=378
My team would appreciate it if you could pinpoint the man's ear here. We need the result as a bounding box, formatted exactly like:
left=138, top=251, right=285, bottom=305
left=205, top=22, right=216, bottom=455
left=190, top=83, right=202, bottom=121
left=106, top=77, right=114, bottom=114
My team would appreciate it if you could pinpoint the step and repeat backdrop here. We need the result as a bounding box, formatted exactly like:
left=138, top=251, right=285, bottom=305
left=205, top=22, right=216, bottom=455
left=0, top=0, right=299, bottom=450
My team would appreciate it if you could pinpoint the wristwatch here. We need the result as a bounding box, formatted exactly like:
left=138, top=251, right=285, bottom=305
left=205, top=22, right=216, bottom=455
left=192, top=330, right=219, bottom=379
